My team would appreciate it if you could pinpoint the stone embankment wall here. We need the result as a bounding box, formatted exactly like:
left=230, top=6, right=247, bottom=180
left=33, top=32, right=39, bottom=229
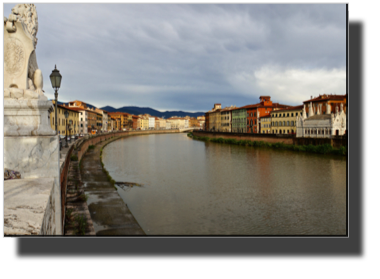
left=59, top=129, right=180, bottom=232
left=293, top=136, right=347, bottom=148
left=75, top=129, right=180, bottom=162
left=193, top=131, right=295, bottom=145
left=193, top=131, right=347, bottom=148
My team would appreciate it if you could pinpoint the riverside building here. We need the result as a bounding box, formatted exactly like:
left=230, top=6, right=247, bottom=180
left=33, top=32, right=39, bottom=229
left=244, top=96, right=289, bottom=134
left=270, top=105, right=303, bottom=134
left=220, top=106, right=235, bottom=132
left=207, top=103, right=222, bottom=131
left=303, top=94, right=347, bottom=116
left=49, top=102, right=80, bottom=136
left=231, top=107, right=247, bottom=133
left=296, top=102, right=347, bottom=138
left=260, top=115, right=272, bottom=134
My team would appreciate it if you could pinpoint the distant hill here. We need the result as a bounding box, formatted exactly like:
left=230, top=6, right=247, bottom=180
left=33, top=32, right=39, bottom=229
left=100, top=106, right=205, bottom=118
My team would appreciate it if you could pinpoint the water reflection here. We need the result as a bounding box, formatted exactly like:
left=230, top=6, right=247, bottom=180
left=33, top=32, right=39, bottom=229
left=103, top=134, right=346, bottom=235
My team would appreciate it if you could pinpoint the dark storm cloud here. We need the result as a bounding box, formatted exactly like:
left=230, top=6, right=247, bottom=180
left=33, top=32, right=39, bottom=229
left=3, top=3, right=346, bottom=111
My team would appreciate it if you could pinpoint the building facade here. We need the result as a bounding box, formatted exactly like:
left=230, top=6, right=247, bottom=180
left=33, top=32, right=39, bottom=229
left=244, top=96, right=289, bottom=134
left=297, top=103, right=347, bottom=138
left=303, top=94, right=347, bottom=117
left=270, top=105, right=303, bottom=134
left=220, top=108, right=233, bottom=132
left=260, top=115, right=272, bottom=134
left=148, top=117, right=155, bottom=129
left=231, top=108, right=246, bottom=133
left=49, top=102, right=80, bottom=136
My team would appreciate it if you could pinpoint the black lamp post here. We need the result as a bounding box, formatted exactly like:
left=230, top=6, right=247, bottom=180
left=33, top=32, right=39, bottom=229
left=50, top=65, right=62, bottom=135
left=64, top=110, right=69, bottom=147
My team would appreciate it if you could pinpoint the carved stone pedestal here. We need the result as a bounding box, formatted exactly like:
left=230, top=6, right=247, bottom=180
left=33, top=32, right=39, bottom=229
left=4, top=98, right=56, bottom=136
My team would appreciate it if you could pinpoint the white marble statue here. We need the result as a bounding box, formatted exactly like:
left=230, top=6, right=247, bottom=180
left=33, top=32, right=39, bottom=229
left=4, top=4, right=44, bottom=99
left=4, top=3, right=55, bottom=136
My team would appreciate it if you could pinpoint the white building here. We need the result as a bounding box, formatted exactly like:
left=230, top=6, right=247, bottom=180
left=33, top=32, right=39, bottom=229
left=148, top=117, right=155, bottom=129
left=79, top=110, right=88, bottom=135
left=296, top=102, right=346, bottom=138
left=95, top=108, right=109, bottom=132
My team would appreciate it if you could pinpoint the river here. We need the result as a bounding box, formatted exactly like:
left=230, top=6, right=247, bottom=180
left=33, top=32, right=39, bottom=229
left=102, top=133, right=346, bottom=235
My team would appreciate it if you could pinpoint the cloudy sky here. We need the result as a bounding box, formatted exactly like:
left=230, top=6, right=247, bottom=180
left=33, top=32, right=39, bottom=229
left=3, top=3, right=346, bottom=112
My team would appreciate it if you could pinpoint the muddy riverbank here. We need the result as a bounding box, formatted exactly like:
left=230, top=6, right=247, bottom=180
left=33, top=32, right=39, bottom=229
left=80, top=136, right=145, bottom=235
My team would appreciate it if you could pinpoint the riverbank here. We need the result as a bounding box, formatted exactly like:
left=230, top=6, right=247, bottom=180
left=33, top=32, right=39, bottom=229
left=79, top=136, right=145, bottom=235
left=188, top=132, right=346, bottom=156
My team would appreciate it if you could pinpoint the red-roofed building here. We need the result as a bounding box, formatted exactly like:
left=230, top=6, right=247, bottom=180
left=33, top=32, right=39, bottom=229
left=243, top=96, right=290, bottom=133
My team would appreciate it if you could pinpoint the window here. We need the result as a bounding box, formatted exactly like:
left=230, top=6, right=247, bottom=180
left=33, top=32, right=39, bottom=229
left=287, top=113, right=289, bottom=117
left=254, top=112, right=256, bottom=117
left=287, top=121, right=289, bottom=126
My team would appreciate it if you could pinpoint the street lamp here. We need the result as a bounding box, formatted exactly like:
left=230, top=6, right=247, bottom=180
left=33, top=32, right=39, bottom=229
left=50, top=65, right=62, bottom=134
left=64, top=110, right=69, bottom=147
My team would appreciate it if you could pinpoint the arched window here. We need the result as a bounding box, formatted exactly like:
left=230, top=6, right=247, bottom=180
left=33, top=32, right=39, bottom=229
left=287, top=121, right=289, bottom=126
left=291, top=121, right=294, bottom=126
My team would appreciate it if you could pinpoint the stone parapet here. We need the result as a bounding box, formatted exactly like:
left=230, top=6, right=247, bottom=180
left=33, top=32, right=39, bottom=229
left=4, top=135, right=59, bottom=179
left=4, top=135, right=61, bottom=235
left=4, top=178, right=57, bottom=235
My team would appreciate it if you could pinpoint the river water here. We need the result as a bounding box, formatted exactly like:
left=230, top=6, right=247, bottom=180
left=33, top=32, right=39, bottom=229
left=102, top=133, right=347, bottom=235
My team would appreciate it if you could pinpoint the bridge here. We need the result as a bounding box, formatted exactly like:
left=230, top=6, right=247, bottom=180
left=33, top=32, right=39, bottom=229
left=179, top=127, right=201, bottom=132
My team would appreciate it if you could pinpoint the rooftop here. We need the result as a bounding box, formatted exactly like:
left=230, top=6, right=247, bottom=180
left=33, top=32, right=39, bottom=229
left=306, top=114, right=332, bottom=121
left=271, top=105, right=304, bottom=113
left=303, top=94, right=346, bottom=103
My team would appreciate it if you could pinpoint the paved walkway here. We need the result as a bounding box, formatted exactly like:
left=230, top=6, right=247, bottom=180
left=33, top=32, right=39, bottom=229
left=80, top=137, right=145, bottom=235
